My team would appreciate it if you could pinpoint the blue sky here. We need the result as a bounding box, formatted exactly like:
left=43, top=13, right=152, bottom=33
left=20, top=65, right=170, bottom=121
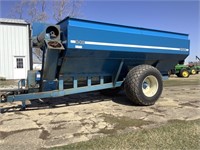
left=0, top=0, right=199, bottom=62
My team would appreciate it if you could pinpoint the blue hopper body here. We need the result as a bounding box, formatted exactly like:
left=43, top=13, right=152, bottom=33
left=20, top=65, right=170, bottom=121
left=1, top=17, right=190, bottom=110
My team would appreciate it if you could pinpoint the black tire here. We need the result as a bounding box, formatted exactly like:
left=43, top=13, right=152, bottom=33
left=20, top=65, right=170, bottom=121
left=100, top=87, right=121, bottom=96
left=124, top=65, right=163, bottom=106
left=0, top=94, right=7, bottom=102
left=176, top=73, right=181, bottom=77
left=179, top=69, right=190, bottom=78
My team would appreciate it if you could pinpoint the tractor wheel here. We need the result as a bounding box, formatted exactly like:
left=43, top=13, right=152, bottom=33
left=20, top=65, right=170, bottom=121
left=100, top=87, right=121, bottom=96
left=179, top=69, right=190, bottom=78
left=124, top=65, right=163, bottom=106
left=190, top=68, right=197, bottom=75
left=176, top=73, right=181, bottom=77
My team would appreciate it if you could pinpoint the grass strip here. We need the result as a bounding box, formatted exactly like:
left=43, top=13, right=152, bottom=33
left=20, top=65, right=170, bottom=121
left=51, top=119, right=200, bottom=150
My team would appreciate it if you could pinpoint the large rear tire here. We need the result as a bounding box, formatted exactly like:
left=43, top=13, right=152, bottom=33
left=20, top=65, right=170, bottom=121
left=124, top=65, right=163, bottom=106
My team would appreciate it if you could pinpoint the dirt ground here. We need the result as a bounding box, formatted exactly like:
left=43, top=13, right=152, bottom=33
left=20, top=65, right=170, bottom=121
left=0, top=74, right=200, bottom=150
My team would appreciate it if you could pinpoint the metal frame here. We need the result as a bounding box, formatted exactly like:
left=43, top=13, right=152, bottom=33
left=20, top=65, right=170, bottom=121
left=4, top=76, right=123, bottom=106
left=1, top=59, right=124, bottom=109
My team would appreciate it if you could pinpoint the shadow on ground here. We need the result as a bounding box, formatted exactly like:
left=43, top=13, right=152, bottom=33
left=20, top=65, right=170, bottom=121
left=1, top=91, right=134, bottom=113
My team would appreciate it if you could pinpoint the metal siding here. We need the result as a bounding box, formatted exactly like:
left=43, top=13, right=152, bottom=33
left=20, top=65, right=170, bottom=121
left=0, top=25, right=3, bottom=77
left=0, top=23, right=30, bottom=79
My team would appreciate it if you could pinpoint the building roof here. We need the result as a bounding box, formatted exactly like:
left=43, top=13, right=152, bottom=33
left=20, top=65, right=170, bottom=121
left=0, top=18, right=28, bottom=25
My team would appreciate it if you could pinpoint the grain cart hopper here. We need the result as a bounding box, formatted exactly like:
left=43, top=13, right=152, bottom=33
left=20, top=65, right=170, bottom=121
left=0, top=18, right=190, bottom=110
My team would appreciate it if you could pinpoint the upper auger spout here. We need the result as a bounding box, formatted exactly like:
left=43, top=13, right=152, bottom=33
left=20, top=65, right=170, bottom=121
left=32, top=25, right=61, bottom=49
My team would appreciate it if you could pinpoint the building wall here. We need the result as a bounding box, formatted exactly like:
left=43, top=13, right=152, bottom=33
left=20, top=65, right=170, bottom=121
left=0, top=20, right=30, bottom=79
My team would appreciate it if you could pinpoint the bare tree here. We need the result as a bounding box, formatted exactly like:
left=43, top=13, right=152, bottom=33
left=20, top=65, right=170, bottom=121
left=10, top=0, right=82, bottom=23
left=53, top=0, right=82, bottom=22
left=28, top=0, right=38, bottom=22
left=70, top=0, right=82, bottom=18
left=10, top=0, right=48, bottom=23
left=38, top=0, right=48, bottom=22
left=10, top=0, right=27, bottom=19
left=23, top=0, right=48, bottom=23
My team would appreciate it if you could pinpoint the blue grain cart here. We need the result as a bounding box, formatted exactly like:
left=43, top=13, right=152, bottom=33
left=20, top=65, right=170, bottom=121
left=0, top=18, right=189, bottom=109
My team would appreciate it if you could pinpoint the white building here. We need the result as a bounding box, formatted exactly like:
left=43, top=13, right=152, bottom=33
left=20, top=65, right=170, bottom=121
left=0, top=18, right=32, bottom=79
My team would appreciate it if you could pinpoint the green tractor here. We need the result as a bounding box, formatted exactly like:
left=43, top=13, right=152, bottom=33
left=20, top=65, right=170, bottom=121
left=169, top=56, right=200, bottom=78
left=188, top=65, right=200, bottom=75
left=170, top=64, right=200, bottom=78
left=195, top=66, right=200, bottom=74
left=188, top=56, right=200, bottom=75
left=169, top=64, right=191, bottom=78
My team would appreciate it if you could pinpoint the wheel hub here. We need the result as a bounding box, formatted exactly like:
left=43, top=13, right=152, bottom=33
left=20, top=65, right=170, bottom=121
left=182, top=71, right=188, bottom=77
left=191, top=69, right=196, bottom=75
left=142, top=75, right=159, bottom=97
